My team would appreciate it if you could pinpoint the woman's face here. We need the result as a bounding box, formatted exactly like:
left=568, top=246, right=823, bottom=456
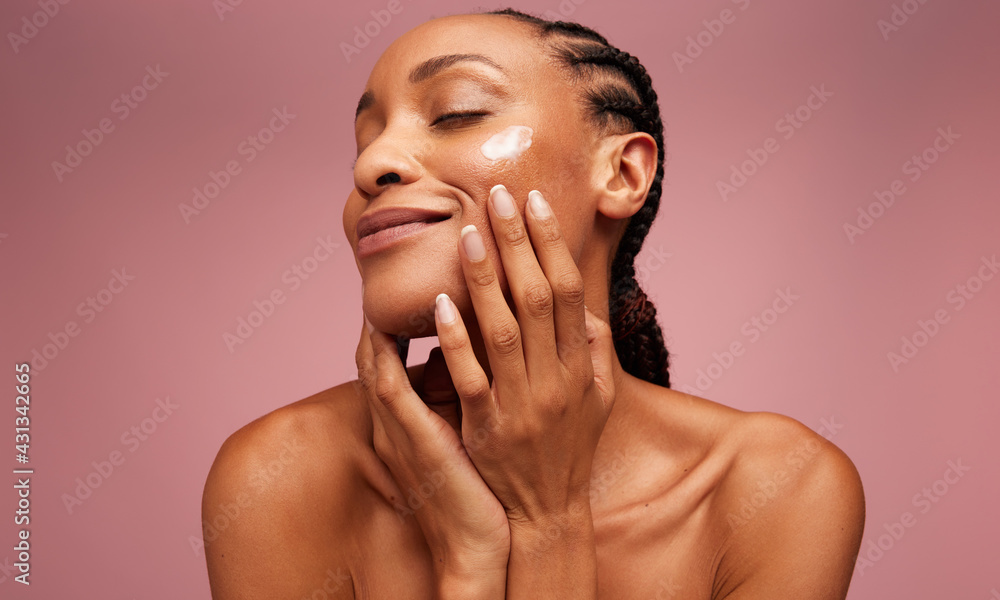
left=344, top=14, right=604, bottom=338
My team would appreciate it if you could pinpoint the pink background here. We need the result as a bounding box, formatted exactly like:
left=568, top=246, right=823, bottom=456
left=2, top=0, right=998, bottom=597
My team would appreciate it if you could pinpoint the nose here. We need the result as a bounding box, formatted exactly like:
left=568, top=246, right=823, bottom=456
left=353, top=125, right=423, bottom=199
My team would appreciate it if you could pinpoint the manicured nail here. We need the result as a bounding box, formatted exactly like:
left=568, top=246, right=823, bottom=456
left=436, top=293, right=457, bottom=324
left=490, top=184, right=516, bottom=217
left=528, top=190, right=551, bottom=218
left=461, top=225, right=486, bottom=261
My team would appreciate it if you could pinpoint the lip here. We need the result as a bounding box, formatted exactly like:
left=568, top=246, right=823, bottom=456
left=356, top=207, right=451, bottom=258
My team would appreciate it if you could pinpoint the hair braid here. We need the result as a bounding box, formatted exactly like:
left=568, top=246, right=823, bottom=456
left=485, top=8, right=671, bottom=388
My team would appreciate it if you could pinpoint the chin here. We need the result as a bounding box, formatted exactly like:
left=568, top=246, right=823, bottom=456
left=362, top=278, right=447, bottom=340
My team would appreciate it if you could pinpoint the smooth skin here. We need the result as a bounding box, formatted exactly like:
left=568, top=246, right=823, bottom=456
left=203, top=13, right=865, bottom=600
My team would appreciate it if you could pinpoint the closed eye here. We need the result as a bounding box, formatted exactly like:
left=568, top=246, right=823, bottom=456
left=351, top=111, right=490, bottom=170
left=431, top=111, right=490, bottom=126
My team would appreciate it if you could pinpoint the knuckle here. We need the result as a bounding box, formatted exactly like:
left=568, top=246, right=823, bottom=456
left=503, top=223, right=529, bottom=247
left=372, top=372, right=398, bottom=406
left=469, top=263, right=496, bottom=288
left=543, top=401, right=569, bottom=421
left=455, top=378, right=491, bottom=404
left=356, top=358, right=375, bottom=392
left=437, top=332, right=467, bottom=355
left=489, top=320, right=521, bottom=356
left=521, top=280, right=553, bottom=318
left=538, top=218, right=564, bottom=246
left=554, top=273, right=585, bottom=307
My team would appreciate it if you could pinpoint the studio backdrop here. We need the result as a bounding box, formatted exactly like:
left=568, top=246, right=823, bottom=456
left=1, top=0, right=998, bottom=598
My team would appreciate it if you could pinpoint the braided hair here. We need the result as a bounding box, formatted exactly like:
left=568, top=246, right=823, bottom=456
left=484, top=8, right=671, bottom=388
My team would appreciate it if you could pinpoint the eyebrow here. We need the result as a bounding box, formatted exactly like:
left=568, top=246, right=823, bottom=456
left=355, top=53, right=506, bottom=121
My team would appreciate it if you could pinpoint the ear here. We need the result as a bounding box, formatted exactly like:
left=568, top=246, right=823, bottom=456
left=593, top=132, right=658, bottom=221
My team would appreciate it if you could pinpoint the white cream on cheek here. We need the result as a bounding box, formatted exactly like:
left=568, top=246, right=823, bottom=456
left=480, top=125, right=533, bottom=161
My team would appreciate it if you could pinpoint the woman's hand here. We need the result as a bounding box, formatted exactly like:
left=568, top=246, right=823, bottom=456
left=355, top=320, right=510, bottom=592
left=435, top=184, right=618, bottom=528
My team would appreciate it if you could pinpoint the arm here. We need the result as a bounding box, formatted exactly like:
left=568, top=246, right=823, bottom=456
left=712, top=415, right=866, bottom=600
left=506, top=499, right=599, bottom=599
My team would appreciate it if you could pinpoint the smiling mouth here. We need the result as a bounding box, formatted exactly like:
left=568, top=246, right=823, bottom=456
left=356, top=216, right=450, bottom=258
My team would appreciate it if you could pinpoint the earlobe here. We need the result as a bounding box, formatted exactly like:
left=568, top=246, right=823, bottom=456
left=595, top=132, right=658, bottom=220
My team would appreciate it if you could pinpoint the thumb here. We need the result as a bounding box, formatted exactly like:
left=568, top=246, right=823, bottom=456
left=420, top=347, right=462, bottom=436
left=584, top=306, right=616, bottom=411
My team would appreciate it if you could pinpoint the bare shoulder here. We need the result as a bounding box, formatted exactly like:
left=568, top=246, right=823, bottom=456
left=202, top=380, right=369, bottom=599
left=709, top=409, right=866, bottom=600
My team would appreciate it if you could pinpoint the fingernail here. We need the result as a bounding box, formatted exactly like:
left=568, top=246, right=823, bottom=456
left=461, top=225, right=486, bottom=261
left=364, top=314, right=374, bottom=333
left=490, top=184, right=515, bottom=217
left=436, top=293, right=457, bottom=324
left=528, top=190, right=551, bottom=218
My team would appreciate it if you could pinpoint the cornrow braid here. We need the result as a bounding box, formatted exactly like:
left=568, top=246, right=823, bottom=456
left=485, top=8, right=671, bottom=388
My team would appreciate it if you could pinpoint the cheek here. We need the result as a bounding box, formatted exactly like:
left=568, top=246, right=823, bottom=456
left=434, top=126, right=543, bottom=217
left=480, top=126, right=533, bottom=161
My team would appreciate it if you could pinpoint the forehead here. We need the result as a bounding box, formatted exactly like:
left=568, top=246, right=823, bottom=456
left=365, top=15, right=548, bottom=90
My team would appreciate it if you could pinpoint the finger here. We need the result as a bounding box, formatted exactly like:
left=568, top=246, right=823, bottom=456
left=421, top=346, right=462, bottom=436
left=583, top=307, right=616, bottom=413
left=366, top=315, right=432, bottom=433
left=524, top=189, right=588, bottom=366
left=355, top=315, right=397, bottom=449
left=458, top=223, right=527, bottom=393
left=433, top=293, right=495, bottom=426
left=357, top=313, right=433, bottom=447
left=487, top=184, right=558, bottom=381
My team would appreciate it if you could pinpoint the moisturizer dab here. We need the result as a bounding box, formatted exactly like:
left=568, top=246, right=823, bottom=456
left=480, top=126, right=533, bottom=161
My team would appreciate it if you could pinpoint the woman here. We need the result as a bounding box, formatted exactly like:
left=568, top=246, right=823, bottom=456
left=202, top=8, right=865, bottom=599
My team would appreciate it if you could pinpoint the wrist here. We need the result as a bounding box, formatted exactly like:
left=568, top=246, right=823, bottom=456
left=430, top=542, right=508, bottom=581
left=507, top=497, right=594, bottom=543
left=505, top=501, right=599, bottom=599
left=434, top=562, right=507, bottom=600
